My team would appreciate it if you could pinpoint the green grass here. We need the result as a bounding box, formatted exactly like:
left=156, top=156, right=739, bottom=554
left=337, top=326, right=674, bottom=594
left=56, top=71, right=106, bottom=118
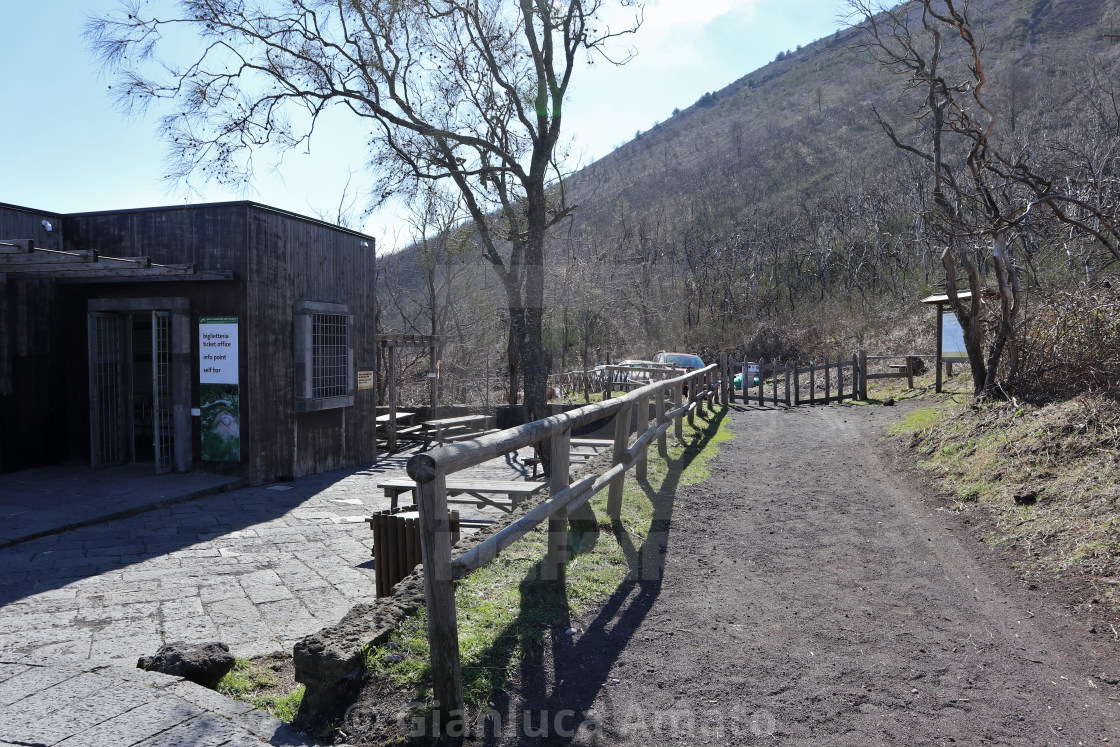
left=362, top=405, right=734, bottom=709
left=886, top=387, right=1120, bottom=589
left=216, top=657, right=304, bottom=723
left=888, top=405, right=945, bottom=436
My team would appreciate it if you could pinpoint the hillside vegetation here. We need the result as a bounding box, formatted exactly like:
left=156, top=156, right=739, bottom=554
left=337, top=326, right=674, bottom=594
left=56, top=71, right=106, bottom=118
left=378, top=0, right=1120, bottom=403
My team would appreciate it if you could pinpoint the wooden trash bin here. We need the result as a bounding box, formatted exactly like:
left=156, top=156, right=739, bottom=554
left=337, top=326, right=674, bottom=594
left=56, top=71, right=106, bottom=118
left=368, top=507, right=460, bottom=597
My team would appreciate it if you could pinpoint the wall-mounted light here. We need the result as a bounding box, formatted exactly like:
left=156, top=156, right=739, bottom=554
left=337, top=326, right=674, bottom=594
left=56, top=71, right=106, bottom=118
left=41, top=220, right=53, bottom=232
left=360, top=240, right=369, bottom=248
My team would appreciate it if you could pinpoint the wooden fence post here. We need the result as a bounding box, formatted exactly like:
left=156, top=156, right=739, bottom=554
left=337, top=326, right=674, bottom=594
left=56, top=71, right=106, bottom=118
left=809, top=361, right=816, bottom=405
left=741, top=361, right=747, bottom=405
left=387, top=346, right=398, bottom=453
left=849, top=353, right=857, bottom=400
left=416, top=472, right=464, bottom=732
left=784, top=364, right=791, bottom=408
left=825, top=356, right=832, bottom=404
left=772, top=365, right=778, bottom=407
left=697, top=376, right=704, bottom=418
left=719, top=353, right=729, bottom=406
left=688, top=376, right=698, bottom=427
left=792, top=363, right=800, bottom=407
left=607, top=402, right=633, bottom=519
left=636, top=394, right=650, bottom=481
left=858, top=350, right=868, bottom=400
left=545, top=428, right=571, bottom=583
left=758, top=361, right=765, bottom=407
left=906, top=356, right=915, bottom=389
left=837, top=356, right=845, bottom=402
left=655, top=387, right=668, bottom=458
left=674, top=382, right=684, bottom=443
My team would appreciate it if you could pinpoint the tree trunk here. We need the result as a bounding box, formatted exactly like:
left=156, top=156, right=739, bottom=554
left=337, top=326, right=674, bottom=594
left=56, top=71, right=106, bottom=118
left=521, top=188, right=551, bottom=472
left=983, top=231, right=1021, bottom=393
left=507, top=312, right=521, bottom=406
left=942, top=244, right=988, bottom=394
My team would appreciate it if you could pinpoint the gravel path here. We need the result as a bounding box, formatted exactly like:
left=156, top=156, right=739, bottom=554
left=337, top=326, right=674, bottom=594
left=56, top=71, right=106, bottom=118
left=480, top=403, right=1120, bottom=745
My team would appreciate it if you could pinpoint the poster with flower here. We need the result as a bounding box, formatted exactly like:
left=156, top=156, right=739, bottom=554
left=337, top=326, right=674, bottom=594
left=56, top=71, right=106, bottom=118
left=199, top=317, right=240, bottom=461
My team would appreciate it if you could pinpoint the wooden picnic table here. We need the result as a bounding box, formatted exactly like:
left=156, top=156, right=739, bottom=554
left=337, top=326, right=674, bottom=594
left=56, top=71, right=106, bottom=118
left=420, top=414, right=494, bottom=447
left=376, top=411, right=416, bottom=425
left=376, top=411, right=422, bottom=452
left=378, top=477, right=545, bottom=512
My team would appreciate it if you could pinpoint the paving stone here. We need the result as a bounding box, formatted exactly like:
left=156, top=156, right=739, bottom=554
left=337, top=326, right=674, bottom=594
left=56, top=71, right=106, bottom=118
left=0, top=671, right=107, bottom=735
left=0, top=663, right=81, bottom=706
left=53, top=694, right=200, bottom=746
left=130, top=712, right=268, bottom=747
left=0, top=663, right=30, bottom=683
left=14, top=678, right=156, bottom=744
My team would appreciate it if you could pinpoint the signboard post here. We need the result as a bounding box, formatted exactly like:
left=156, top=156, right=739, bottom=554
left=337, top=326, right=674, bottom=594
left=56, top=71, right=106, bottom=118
left=199, top=316, right=240, bottom=461
left=922, top=291, right=976, bottom=393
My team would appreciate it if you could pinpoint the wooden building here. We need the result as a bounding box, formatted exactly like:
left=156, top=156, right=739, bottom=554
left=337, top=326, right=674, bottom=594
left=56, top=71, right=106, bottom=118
left=0, top=201, right=377, bottom=485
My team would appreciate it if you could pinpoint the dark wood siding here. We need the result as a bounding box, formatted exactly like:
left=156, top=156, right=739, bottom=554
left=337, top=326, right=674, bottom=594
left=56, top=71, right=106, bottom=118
left=65, top=204, right=250, bottom=276
left=245, top=207, right=377, bottom=483
left=0, top=203, right=65, bottom=252
left=2, top=202, right=376, bottom=483
left=0, top=205, right=67, bottom=472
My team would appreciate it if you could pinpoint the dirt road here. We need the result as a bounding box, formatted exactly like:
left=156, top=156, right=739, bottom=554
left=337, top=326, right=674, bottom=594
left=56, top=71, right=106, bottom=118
left=479, top=403, right=1120, bottom=746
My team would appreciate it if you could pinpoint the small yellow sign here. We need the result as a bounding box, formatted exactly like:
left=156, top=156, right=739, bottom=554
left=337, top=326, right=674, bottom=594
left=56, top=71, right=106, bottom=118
left=357, top=370, right=374, bottom=390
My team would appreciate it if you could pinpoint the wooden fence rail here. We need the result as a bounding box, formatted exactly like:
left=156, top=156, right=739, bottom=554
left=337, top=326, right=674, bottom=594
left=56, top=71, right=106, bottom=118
left=856, top=352, right=938, bottom=398
left=405, top=364, right=719, bottom=730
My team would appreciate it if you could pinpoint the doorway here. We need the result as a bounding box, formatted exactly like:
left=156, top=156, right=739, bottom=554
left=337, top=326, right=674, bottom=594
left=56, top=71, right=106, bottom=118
left=87, top=298, right=190, bottom=474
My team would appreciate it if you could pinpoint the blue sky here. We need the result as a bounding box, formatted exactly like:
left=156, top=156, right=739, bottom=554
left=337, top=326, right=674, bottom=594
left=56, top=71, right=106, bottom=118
left=0, top=0, right=850, bottom=249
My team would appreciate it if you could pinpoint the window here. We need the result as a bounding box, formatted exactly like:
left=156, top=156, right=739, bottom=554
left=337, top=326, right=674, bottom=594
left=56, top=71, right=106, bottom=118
left=311, top=313, right=349, bottom=398
left=294, top=301, right=354, bottom=411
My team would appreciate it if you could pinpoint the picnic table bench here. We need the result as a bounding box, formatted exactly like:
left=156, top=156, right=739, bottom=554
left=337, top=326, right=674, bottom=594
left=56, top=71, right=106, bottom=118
left=376, top=412, right=417, bottom=432
left=420, top=414, right=495, bottom=447
left=378, top=477, right=545, bottom=512
left=375, top=411, right=423, bottom=452
left=571, top=438, right=612, bottom=448
left=520, top=438, right=612, bottom=477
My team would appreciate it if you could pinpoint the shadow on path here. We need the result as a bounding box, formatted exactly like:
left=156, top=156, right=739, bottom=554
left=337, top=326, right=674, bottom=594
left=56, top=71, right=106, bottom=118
left=0, top=464, right=366, bottom=609
left=453, top=407, right=727, bottom=745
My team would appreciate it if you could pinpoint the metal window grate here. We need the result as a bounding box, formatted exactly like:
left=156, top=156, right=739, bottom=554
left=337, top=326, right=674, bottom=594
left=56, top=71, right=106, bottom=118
left=312, top=313, right=349, bottom=398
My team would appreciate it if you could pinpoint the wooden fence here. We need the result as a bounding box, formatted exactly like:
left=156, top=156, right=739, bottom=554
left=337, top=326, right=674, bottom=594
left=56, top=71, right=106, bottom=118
left=713, top=353, right=861, bottom=408
left=404, top=364, right=719, bottom=730
left=549, top=363, right=686, bottom=400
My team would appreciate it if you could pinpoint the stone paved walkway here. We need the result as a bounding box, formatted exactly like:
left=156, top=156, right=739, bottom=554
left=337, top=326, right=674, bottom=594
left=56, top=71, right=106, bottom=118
left=0, top=655, right=307, bottom=746
left=0, top=446, right=540, bottom=744
left=0, top=447, right=536, bottom=663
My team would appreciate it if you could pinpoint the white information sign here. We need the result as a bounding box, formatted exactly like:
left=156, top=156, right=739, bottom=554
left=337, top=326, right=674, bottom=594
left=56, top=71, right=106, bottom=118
left=199, top=318, right=239, bottom=384
left=199, top=317, right=240, bottom=462
left=941, top=311, right=968, bottom=361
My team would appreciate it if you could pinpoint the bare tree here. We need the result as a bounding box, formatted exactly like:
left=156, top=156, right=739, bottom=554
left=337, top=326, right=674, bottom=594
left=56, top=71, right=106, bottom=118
left=849, top=0, right=1120, bottom=395
left=88, top=0, right=641, bottom=424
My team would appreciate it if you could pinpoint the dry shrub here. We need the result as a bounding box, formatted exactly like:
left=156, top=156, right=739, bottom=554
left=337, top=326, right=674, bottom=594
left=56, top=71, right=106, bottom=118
left=739, top=322, right=806, bottom=362
left=1012, top=283, right=1120, bottom=402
